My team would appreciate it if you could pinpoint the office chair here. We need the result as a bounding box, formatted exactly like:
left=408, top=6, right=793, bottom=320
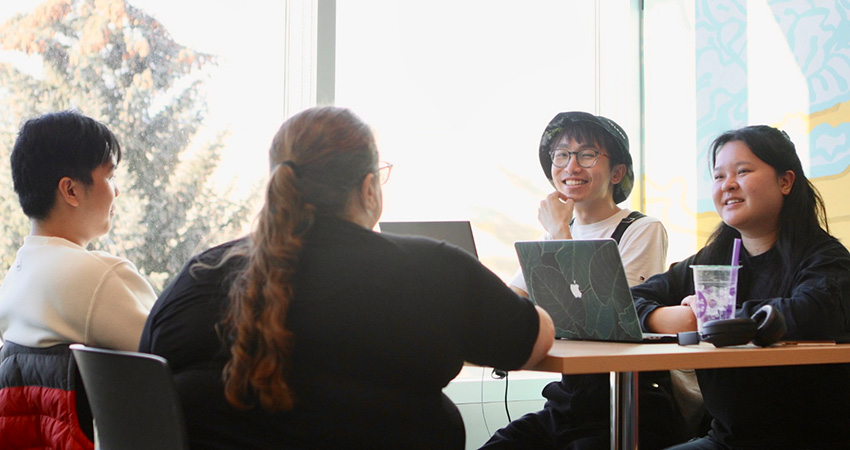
left=69, top=344, right=189, bottom=450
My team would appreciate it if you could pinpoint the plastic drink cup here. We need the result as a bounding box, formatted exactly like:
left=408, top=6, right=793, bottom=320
left=690, top=265, right=740, bottom=333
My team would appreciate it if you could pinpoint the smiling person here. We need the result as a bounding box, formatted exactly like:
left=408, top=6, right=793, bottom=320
left=633, top=125, right=850, bottom=449
left=511, top=112, right=667, bottom=295
left=0, top=110, right=156, bottom=351
left=482, top=112, right=686, bottom=449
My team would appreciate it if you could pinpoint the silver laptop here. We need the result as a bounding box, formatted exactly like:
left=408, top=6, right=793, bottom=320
left=379, top=221, right=479, bottom=259
left=515, top=239, right=675, bottom=343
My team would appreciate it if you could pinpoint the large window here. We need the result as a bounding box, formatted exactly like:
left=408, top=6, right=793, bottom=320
left=7, top=1, right=847, bottom=300
left=0, top=0, right=286, bottom=290
left=0, top=2, right=646, bottom=448
left=335, top=0, right=641, bottom=280
left=1, top=0, right=641, bottom=286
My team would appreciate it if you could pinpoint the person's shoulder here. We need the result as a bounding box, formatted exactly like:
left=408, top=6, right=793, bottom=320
left=26, top=236, right=127, bottom=269
left=807, top=233, right=850, bottom=259
left=174, top=237, right=249, bottom=283
left=621, top=210, right=666, bottom=235
left=153, top=239, right=248, bottom=310
left=377, top=231, right=476, bottom=262
left=624, top=209, right=663, bottom=225
left=79, top=248, right=138, bottom=273
left=193, top=238, right=247, bottom=265
left=377, top=231, right=444, bottom=251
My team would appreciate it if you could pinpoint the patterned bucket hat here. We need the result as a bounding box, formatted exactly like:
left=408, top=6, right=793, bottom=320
left=538, top=111, right=634, bottom=204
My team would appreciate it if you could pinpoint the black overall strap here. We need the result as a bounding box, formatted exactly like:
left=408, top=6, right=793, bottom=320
left=610, top=210, right=645, bottom=244
left=566, top=210, right=646, bottom=244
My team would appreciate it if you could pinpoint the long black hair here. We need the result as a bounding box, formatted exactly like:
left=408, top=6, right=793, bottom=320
left=699, top=125, right=830, bottom=296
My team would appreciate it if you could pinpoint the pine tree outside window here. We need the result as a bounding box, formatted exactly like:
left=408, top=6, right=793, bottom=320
left=0, top=0, right=286, bottom=290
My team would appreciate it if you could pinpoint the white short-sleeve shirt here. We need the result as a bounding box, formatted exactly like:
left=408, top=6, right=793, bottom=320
left=511, top=209, right=668, bottom=292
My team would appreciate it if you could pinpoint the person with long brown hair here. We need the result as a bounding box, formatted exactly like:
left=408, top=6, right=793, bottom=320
left=139, top=106, right=554, bottom=449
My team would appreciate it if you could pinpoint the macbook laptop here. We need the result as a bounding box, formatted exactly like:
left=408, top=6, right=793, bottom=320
left=515, top=239, right=675, bottom=343
left=379, top=221, right=479, bottom=259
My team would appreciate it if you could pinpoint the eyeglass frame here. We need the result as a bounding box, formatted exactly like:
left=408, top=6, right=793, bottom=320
left=377, top=161, right=393, bottom=185
left=548, top=148, right=609, bottom=169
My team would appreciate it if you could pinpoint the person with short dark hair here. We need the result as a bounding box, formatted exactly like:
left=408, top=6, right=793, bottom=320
left=635, top=125, right=850, bottom=449
left=0, top=110, right=156, bottom=351
left=139, top=106, right=554, bottom=449
left=482, top=112, right=686, bottom=450
left=514, top=112, right=667, bottom=292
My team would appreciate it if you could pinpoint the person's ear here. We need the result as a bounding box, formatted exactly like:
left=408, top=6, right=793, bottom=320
left=359, top=172, right=379, bottom=210
left=610, top=163, right=626, bottom=185
left=57, top=177, right=81, bottom=207
left=779, top=170, right=796, bottom=195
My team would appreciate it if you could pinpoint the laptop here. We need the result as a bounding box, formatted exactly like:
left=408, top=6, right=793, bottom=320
left=379, top=221, right=479, bottom=259
left=515, top=239, right=675, bottom=343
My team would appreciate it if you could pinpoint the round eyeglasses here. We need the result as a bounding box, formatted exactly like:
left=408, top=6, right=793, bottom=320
left=549, top=148, right=608, bottom=169
left=378, top=161, right=393, bottom=185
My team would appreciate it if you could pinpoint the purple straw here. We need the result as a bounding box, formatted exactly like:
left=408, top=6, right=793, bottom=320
left=731, top=238, right=742, bottom=266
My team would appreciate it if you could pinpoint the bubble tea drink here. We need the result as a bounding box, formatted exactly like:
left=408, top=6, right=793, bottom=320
left=691, top=265, right=740, bottom=332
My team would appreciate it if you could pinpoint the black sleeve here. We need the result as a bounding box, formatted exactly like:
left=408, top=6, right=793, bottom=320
left=631, top=254, right=697, bottom=331
left=401, top=238, right=541, bottom=371
left=456, top=251, right=540, bottom=370
left=739, top=238, right=850, bottom=342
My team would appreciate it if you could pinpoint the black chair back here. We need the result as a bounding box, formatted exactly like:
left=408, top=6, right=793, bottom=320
left=70, top=344, right=189, bottom=450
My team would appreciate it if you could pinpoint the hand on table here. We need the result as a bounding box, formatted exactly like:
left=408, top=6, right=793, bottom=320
left=647, top=304, right=698, bottom=334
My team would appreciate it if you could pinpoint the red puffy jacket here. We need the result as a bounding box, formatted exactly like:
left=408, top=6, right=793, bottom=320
left=0, top=342, right=94, bottom=450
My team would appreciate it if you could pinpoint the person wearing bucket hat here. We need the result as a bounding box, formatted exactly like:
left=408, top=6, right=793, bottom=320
left=512, top=111, right=667, bottom=294
left=482, top=112, right=688, bottom=450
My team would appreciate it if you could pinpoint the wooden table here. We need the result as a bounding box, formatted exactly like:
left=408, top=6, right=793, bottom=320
left=529, top=340, right=850, bottom=450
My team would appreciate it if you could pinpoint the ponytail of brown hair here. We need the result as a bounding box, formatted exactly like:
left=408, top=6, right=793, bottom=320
left=223, top=163, right=313, bottom=411
left=221, top=106, right=377, bottom=411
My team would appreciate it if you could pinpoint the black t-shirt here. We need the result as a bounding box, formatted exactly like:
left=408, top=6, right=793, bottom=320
left=633, top=234, right=850, bottom=449
left=139, top=217, right=539, bottom=450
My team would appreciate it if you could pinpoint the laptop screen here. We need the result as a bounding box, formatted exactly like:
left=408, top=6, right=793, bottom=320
left=379, top=221, right=478, bottom=259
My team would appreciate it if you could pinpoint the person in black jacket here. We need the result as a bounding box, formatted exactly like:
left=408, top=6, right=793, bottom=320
left=139, top=106, right=554, bottom=450
left=633, top=125, right=850, bottom=449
